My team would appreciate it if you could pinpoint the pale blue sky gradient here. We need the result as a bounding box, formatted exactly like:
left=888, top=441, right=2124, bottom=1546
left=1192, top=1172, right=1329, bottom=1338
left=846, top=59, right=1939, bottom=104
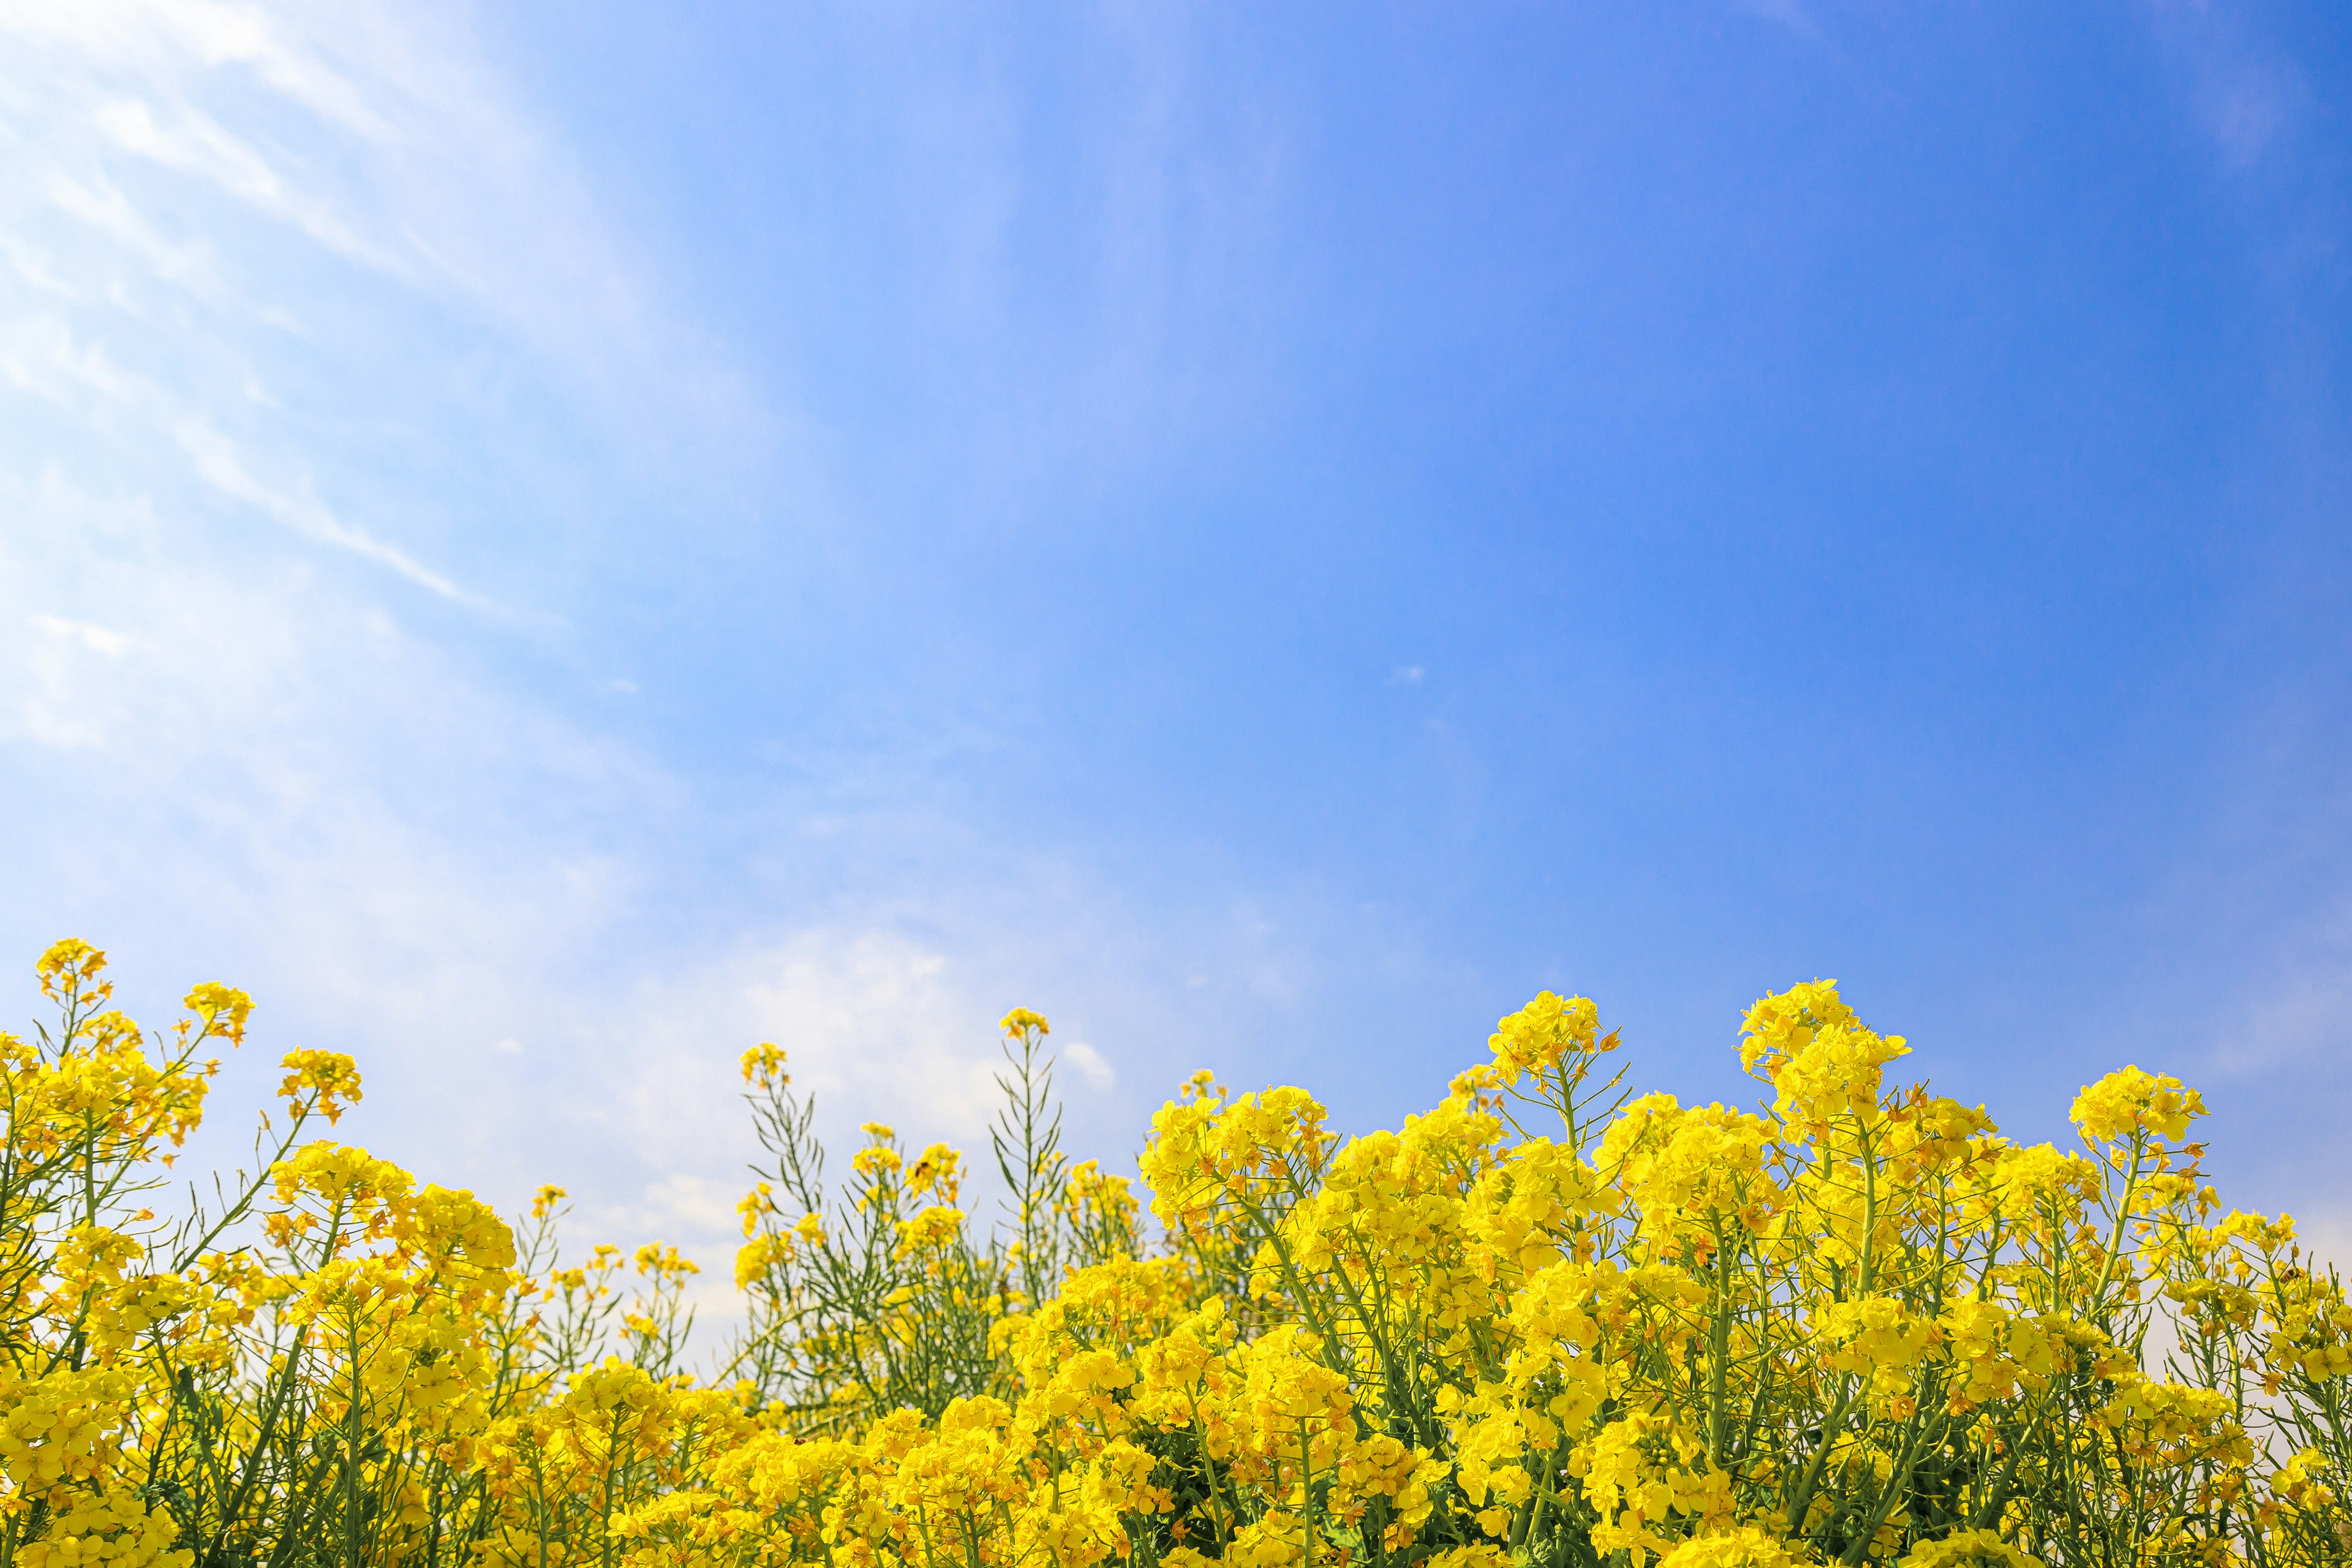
left=2, top=1, right=2348, bottom=1282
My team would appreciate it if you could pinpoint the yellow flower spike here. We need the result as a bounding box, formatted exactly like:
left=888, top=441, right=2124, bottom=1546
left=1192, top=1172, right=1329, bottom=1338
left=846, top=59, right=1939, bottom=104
left=183, top=980, right=253, bottom=1045
left=907, top=1142, right=964, bottom=1202
left=740, top=1039, right=788, bottom=1088
left=37, top=937, right=109, bottom=1003
left=1655, top=1526, right=1811, bottom=1568
left=736, top=1232, right=794, bottom=1290
left=1487, top=990, right=1604, bottom=1085
left=1740, top=980, right=1909, bottom=1126
left=735, top=1181, right=775, bottom=1238
left=277, top=1049, right=361, bottom=1124
left=1178, top=1066, right=1227, bottom=1104
left=1002, top=1006, right=1050, bottom=1037
left=2071, top=1064, right=2206, bottom=1145
left=634, top=1242, right=700, bottom=1278
left=894, top=1204, right=965, bottom=1259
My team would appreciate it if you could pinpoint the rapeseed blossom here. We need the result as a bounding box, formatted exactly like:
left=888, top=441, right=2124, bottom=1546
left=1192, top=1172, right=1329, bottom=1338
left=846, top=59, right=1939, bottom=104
left=0, top=940, right=2344, bottom=1568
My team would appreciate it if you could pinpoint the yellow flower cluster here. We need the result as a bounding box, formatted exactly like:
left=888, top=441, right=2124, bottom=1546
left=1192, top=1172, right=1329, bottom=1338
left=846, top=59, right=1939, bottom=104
left=2, top=941, right=2347, bottom=1568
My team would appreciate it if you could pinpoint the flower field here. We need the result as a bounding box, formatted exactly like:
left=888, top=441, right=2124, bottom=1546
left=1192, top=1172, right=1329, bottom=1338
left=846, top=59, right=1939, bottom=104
left=3, top=939, right=2347, bottom=1568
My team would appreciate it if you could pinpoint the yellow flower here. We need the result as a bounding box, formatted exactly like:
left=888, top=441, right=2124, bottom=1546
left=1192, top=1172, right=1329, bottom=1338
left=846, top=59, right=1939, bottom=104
left=1657, top=1526, right=1812, bottom=1568
left=1488, top=990, right=1610, bottom=1084
left=37, top=938, right=109, bottom=1003
left=277, top=1049, right=361, bottom=1123
left=183, top=980, right=254, bottom=1044
left=894, top=1205, right=965, bottom=1259
left=908, top=1142, right=964, bottom=1202
left=1740, top=981, right=1909, bottom=1125
left=740, top=1040, right=788, bottom=1088
left=2070, top=1065, right=2204, bottom=1144
left=1896, top=1529, right=2043, bottom=1568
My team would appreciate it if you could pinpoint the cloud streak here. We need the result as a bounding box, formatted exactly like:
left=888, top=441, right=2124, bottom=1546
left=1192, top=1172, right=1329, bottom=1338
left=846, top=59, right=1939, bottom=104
left=0, top=0, right=1164, bottom=1279
left=175, top=422, right=469, bottom=601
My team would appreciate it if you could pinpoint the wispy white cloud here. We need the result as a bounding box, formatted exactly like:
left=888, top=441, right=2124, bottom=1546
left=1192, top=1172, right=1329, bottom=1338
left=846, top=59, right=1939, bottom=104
left=15, top=611, right=135, bottom=750
left=0, top=311, right=472, bottom=600
left=0, top=0, right=390, bottom=138
left=0, top=0, right=693, bottom=1233
left=0, top=313, right=146, bottom=402
left=0, top=0, right=758, bottom=640
left=92, top=96, right=394, bottom=271
left=29, top=615, right=133, bottom=658
left=0, top=0, right=1298, bottom=1297
left=37, top=170, right=221, bottom=296
left=1, top=0, right=750, bottom=462
left=2140, top=1, right=2307, bottom=170
left=600, top=930, right=1015, bottom=1185
left=1065, top=1040, right=1116, bottom=1090
left=1, top=235, right=81, bottom=300
left=175, top=421, right=468, bottom=601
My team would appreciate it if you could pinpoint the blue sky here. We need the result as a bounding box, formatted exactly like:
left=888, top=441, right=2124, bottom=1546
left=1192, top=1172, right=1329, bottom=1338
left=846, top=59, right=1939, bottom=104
left=3, top=1, right=2348, bottom=1284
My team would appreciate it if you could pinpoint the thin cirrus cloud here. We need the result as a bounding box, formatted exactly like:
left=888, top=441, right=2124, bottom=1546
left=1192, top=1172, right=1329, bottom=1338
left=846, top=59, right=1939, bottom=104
left=0, top=0, right=1147, bottom=1294
left=173, top=421, right=469, bottom=603
left=1, top=6, right=464, bottom=596
left=91, top=96, right=393, bottom=271
left=0, top=305, right=468, bottom=602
